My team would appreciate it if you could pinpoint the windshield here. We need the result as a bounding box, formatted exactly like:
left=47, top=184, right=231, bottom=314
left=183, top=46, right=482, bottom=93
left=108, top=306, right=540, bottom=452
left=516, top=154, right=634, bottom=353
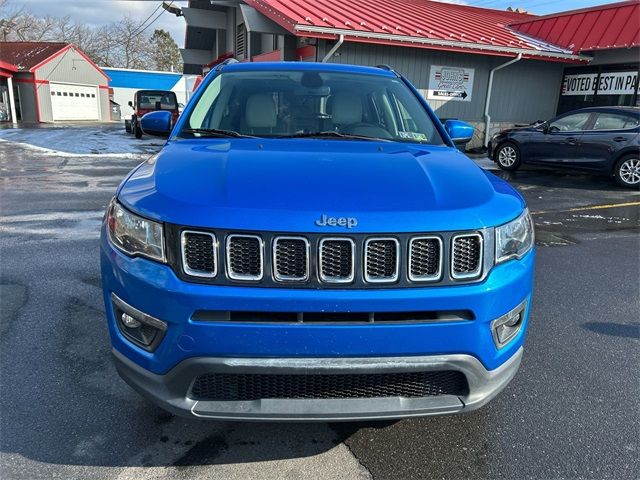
left=137, top=91, right=177, bottom=110
left=181, top=70, right=445, bottom=144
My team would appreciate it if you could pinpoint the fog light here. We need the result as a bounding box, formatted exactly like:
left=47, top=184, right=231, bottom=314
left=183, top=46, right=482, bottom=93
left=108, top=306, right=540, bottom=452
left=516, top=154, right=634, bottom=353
left=491, top=300, right=527, bottom=348
left=112, top=293, right=167, bottom=351
left=121, top=313, right=141, bottom=328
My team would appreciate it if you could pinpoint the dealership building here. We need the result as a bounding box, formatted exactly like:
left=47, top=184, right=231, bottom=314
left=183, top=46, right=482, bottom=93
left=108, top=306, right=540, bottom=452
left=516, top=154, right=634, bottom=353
left=177, top=0, right=639, bottom=147
left=0, top=42, right=111, bottom=123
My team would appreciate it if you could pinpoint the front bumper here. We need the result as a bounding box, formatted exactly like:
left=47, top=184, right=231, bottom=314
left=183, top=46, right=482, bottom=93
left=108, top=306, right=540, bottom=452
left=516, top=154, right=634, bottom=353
left=101, top=226, right=534, bottom=420
left=113, top=346, right=523, bottom=421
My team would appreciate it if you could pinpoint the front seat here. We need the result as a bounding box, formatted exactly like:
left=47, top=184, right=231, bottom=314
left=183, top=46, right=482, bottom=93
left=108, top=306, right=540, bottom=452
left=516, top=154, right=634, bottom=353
left=244, top=93, right=277, bottom=135
left=330, top=92, right=392, bottom=139
left=331, top=93, right=363, bottom=130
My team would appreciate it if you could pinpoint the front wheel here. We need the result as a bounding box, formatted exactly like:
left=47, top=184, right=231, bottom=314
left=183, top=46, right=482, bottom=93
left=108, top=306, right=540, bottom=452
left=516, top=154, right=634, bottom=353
left=495, top=143, right=521, bottom=171
left=614, top=155, right=640, bottom=189
left=134, top=119, right=142, bottom=139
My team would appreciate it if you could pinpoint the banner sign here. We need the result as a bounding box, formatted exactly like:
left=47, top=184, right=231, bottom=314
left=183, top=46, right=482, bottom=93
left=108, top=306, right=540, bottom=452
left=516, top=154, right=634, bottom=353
left=427, top=65, right=474, bottom=102
left=561, top=71, right=638, bottom=96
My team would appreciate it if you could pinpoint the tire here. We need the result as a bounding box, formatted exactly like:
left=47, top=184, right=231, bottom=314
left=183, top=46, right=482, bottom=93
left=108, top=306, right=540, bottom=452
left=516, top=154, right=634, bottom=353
left=124, top=119, right=131, bottom=133
left=613, top=155, right=640, bottom=189
left=134, top=119, right=142, bottom=139
left=495, top=142, right=521, bottom=171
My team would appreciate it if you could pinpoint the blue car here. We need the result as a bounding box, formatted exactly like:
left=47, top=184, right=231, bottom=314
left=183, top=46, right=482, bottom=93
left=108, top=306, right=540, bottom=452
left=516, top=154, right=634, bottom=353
left=101, top=61, right=535, bottom=421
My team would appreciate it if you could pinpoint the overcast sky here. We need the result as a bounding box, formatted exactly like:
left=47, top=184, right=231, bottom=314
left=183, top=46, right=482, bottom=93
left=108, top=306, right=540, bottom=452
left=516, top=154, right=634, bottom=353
left=11, top=0, right=624, bottom=49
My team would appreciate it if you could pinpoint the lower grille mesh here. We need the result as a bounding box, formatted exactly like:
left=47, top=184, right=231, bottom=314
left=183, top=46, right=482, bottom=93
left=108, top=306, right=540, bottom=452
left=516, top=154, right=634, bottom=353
left=190, top=371, right=468, bottom=401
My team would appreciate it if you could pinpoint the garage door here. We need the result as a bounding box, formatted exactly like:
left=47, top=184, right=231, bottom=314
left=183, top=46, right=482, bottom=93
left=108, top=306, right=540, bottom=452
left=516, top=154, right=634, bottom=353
left=50, top=83, right=99, bottom=121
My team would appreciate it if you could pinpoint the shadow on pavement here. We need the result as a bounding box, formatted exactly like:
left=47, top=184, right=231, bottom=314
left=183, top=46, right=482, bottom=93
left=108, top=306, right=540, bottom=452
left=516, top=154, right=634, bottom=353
left=582, top=321, right=640, bottom=339
left=492, top=167, right=624, bottom=192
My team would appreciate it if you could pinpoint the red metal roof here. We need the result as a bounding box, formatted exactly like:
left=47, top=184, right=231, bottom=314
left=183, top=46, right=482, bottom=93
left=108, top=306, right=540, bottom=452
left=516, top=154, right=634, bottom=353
left=244, top=0, right=585, bottom=61
left=0, top=60, right=19, bottom=73
left=510, top=1, right=640, bottom=53
left=0, top=42, right=70, bottom=71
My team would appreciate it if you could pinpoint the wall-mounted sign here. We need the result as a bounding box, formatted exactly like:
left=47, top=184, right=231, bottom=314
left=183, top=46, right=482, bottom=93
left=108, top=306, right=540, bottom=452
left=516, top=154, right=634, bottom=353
left=427, top=65, right=474, bottom=102
left=561, top=71, right=638, bottom=96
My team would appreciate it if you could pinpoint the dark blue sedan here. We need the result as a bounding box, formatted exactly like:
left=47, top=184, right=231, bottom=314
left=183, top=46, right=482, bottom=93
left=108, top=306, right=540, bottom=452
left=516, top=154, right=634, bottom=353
left=489, top=107, right=640, bottom=188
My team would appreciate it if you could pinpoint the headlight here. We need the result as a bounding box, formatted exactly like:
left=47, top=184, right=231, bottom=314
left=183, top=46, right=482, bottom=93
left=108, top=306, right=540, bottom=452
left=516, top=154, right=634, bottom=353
left=495, top=209, right=534, bottom=264
left=107, top=199, right=165, bottom=262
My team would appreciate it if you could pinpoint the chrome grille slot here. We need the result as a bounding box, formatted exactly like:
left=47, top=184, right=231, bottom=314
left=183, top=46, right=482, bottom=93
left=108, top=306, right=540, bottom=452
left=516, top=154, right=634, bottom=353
left=451, top=233, right=483, bottom=279
left=409, top=236, right=442, bottom=281
left=319, top=238, right=355, bottom=283
left=273, top=237, right=309, bottom=282
left=364, top=238, right=399, bottom=283
left=181, top=231, right=217, bottom=278
left=226, top=234, right=264, bottom=281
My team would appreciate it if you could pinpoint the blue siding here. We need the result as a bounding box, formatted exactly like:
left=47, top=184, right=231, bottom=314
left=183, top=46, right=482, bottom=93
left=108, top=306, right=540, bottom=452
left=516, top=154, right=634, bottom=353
left=103, top=69, right=182, bottom=90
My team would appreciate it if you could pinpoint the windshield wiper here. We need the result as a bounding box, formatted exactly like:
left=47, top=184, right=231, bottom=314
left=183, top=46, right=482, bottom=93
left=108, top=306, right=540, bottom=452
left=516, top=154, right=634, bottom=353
left=277, top=131, right=392, bottom=142
left=181, top=128, right=257, bottom=138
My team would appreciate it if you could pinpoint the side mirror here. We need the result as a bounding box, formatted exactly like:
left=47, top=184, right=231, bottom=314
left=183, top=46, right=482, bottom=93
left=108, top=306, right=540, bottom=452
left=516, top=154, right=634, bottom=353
left=444, top=119, right=474, bottom=145
left=140, top=110, right=172, bottom=137
left=128, top=101, right=133, bottom=107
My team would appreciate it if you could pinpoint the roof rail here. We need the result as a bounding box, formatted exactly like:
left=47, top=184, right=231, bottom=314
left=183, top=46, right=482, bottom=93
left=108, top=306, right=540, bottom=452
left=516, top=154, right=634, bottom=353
left=374, top=64, right=400, bottom=76
left=218, top=58, right=239, bottom=69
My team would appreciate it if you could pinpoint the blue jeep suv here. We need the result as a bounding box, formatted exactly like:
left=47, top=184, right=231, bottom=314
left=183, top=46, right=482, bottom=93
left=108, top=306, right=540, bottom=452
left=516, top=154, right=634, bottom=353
left=101, top=61, right=535, bottom=421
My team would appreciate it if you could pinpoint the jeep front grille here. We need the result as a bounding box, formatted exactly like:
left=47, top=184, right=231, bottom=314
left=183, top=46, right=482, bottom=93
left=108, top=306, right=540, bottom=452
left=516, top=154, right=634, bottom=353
left=189, top=370, right=469, bottom=401
left=364, top=238, right=399, bottom=283
left=226, top=234, right=263, bottom=280
left=451, top=234, right=483, bottom=279
left=175, top=228, right=489, bottom=288
left=319, top=238, right=355, bottom=283
left=273, top=237, right=309, bottom=282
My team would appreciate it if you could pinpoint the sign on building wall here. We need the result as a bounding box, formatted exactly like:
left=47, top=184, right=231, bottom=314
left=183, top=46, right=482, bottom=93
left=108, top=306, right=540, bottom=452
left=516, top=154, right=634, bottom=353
left=427, top=65, right=474, bottom=102
left=561, top=71, right=638, bottom=96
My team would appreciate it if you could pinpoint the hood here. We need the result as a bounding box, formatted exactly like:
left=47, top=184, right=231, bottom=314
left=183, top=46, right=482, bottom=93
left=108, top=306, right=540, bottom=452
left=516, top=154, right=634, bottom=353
left=118, top=139, right=524, bottom=233
left=499, top=124, right=540, bottom=136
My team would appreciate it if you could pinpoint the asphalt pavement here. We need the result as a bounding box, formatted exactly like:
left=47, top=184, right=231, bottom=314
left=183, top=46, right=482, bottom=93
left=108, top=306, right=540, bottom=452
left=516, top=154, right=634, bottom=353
left=0, top=124, right=638, bottom=479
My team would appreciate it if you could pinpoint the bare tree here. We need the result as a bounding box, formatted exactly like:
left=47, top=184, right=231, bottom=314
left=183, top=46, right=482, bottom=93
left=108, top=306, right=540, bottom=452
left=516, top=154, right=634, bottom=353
left=0, top=0, right=181, bottom=71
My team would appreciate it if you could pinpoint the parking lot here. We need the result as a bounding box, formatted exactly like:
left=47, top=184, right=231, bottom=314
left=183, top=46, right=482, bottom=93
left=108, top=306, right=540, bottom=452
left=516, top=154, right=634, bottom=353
left=0, top=124, right=638, bottom=479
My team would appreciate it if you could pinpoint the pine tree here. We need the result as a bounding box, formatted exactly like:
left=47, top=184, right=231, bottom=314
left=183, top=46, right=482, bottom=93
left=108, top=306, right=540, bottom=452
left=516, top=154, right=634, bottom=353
left=150, top=28, right=183, bottom=72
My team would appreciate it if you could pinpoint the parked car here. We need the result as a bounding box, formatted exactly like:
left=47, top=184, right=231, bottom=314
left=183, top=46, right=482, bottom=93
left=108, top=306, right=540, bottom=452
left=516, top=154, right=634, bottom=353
left=0, top=104, right=8, bottom=122
left=490, top=107, right=640, bottom=188
left=126, top=90, right=179, bottom=139
left=110, top=100, right=121, bottom=122
left=101, top=61, right=535, bottom=421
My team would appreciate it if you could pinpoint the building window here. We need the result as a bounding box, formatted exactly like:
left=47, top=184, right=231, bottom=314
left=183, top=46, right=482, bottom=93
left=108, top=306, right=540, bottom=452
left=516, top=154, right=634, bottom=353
left=63, top=92, right=68, bottom=96
left=558, top=64, right=639, bottom=114
left=51, top=91, right=55, bottom=96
